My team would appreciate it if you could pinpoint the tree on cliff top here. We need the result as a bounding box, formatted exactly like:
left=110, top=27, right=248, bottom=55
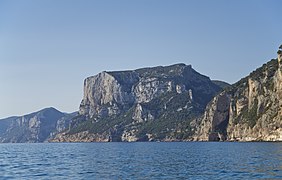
left=277, top=45, right=282, bottom=54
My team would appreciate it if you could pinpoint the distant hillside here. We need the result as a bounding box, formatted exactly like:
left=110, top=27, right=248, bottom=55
left=0, top=108, right=76, bottom=143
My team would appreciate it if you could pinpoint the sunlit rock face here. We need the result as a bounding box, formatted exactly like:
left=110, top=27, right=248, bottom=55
left=194, top=49, right=282, bottom=142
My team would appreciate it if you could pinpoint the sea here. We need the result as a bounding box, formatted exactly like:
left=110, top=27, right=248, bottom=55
left=0, top=142, right=281, bottom=179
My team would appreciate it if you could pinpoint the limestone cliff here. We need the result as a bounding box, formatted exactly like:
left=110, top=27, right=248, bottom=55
left=194, top=47, right=282, bottom=141
left=0, top=108, right=76, bottom=143
left=53, top=63, right=222, bottom=142
left=79, top=71, right=138, bottom=119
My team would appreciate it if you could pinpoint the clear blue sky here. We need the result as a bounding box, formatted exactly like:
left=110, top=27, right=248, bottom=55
left=0, top=0, right=281, bottom=118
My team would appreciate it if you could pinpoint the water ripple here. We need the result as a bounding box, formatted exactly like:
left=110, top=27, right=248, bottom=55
left=0, top=142, right=281, bottom=179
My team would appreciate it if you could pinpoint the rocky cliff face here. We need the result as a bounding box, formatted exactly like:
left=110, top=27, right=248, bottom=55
left=53, top=63, right=222, bottom=142
left=194, top=48, right=282, bottom=141
left=79, top=71, right=138, bottom=119
left=0, top=108, right=76, bottom=143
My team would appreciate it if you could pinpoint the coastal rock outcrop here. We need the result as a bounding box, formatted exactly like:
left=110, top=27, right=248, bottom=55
left=53, top=63, right=222, bottom=142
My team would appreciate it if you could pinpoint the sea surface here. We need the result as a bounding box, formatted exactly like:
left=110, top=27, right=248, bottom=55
left=0, top=142, right=281, bottom=179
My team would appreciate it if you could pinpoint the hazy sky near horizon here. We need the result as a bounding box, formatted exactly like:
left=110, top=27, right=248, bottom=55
left=0, top=0, right=281, bottom=118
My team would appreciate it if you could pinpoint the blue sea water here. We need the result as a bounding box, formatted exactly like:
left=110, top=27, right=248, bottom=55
left=0, top=142, right=281, bottom=179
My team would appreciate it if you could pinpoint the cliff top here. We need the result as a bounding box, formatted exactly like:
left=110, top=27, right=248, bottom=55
left=135, top=63, right=192, bottom=78
left=226, top=58, right=278, bottom=97
left=106, top=63, right=192, bottom=79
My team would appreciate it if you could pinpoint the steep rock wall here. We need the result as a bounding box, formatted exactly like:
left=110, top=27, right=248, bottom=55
left=194, top=50, right=282, bottom=141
